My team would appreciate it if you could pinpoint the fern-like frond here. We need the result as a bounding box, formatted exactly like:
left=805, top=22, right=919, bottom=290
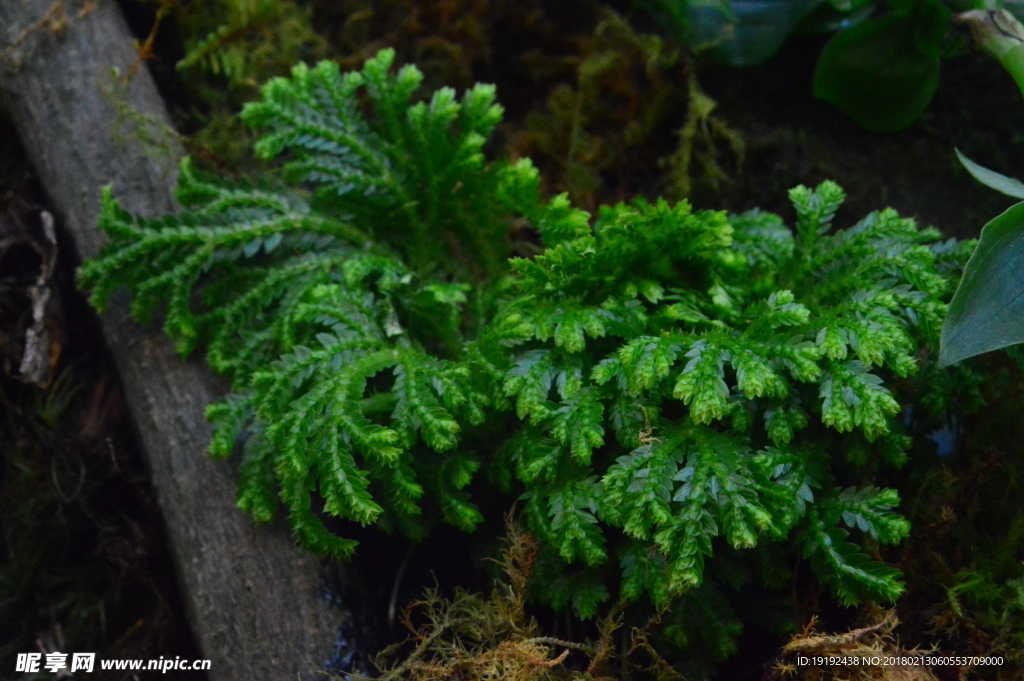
left=79, top=52, right=555, bottom=556
left=492, top=182, right=956, bottom=605
left=801, top=506, right=906, bottom=605
left=241, top=49, right=535, bottom=279
left=174, top=0, right=327, bottom=92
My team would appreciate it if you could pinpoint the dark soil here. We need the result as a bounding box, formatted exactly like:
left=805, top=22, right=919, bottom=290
left=693, top=34, right=1024, bottom=242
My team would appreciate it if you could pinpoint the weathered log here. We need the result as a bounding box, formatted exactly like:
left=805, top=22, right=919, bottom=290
left=0, top=2, right=345, bottom=678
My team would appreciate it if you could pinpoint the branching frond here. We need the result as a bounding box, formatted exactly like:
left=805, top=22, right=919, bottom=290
left=493, top=182, right=957, bottom=605
left=79, top=51, right=550, bottom=556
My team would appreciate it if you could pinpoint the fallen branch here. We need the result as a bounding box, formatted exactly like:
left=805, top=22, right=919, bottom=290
left=0, top=2, right=346, bottom=679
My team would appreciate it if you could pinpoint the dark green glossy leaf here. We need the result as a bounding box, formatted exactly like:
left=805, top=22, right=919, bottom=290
left=813, top=14, right=940, bottom=131
left=940, top=201, right=1024, bottom=367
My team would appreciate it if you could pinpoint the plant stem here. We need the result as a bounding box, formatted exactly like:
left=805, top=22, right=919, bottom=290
left=958, top=10, right=1024, bottom=100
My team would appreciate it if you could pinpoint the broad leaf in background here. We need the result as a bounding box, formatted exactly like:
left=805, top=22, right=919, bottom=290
left=940, top=199, right=1024, bottom=367
left=813, top=0, right=949, bottom=132
left=937, top=150, right=1024, bottom=366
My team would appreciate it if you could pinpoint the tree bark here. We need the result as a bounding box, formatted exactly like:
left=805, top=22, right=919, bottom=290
left=0, top=2, right=345, bottom=678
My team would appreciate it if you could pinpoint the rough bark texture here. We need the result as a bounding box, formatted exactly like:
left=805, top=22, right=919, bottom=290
left=0, top=2, right=344, bottom=678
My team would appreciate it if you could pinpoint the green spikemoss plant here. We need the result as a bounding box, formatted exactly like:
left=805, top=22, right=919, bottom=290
left=80, top=49, right=965, bottom=618
left=483, top=183, right=957, bottom=612
left=80, top=49, right=549, bottom=556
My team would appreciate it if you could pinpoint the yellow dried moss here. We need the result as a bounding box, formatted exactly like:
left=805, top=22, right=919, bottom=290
left=769, top=611, right=938, bottom=681
left=348, top=517, right=685, bottom=681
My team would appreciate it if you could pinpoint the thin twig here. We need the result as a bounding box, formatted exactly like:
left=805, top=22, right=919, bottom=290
left=0, top=0, right=66, bottom=65
left=522, top=636, right=597, bottom=655
left=126, top=2, right=171, bottom=81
